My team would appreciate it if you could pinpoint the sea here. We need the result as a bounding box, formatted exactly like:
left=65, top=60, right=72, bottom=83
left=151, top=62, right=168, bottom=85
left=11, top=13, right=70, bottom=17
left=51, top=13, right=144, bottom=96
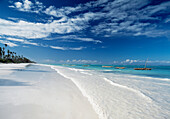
left=51, top=64, right=170, bottom=119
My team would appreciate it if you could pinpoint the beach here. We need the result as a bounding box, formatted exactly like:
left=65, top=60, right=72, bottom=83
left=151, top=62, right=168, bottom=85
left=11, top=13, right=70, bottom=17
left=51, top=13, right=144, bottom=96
left=0, top=63, right=169, bottom=119
left=0, top=64, right=98, bottom=119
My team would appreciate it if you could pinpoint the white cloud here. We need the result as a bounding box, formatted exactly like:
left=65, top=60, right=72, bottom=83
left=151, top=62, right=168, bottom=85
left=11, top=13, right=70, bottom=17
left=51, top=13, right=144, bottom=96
left=23, top=0, right=32, bottom=10
left=50, top=46, right=66, bottom=50
left=0, top=18, right=84, bottom=39
left=4, top=37, right=39, bottom=46
left=14, top=2, right=22, bottom=8
left=50, top=46, right=85, bottom=50
left=0, top=40, right=18, bottom=47
left=23, top=45, right=29, bottom=48
left=69, top=47, right=85, bottom=50
left=53, top=35, right=102, bottom=43
left=6, top=37, right=24, bottom=42
left=60, top=59, right=98, bottom=64
left=44, top=6, right=63, bottom=17
left=12, top=0, right=33, bottom=11
left=165, top=17, right=170, bottom=23
left=8, top=0, right=170, bottom=38
left=42, top=59, right=56, bottom=63
left=119, top=59, right=145, bottom=64
left=113, top=59, right=170, bottom=65
left=148, top=60, right=170, bottom=64
left=10, top=0, right=44, bottom=13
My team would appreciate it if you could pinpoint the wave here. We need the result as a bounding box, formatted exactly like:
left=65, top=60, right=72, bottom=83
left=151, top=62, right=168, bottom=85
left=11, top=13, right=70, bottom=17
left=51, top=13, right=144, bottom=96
left=117, top=74, right=170, bottom=81
left=80, top=71, right=93, bottom=75
left=103, top=77, right=152, bottom=102
left=51, top=66, right=107, bottom=119
left=47, top=65, right=169, bottom=119
left=68, top=68, right=88, bottom=72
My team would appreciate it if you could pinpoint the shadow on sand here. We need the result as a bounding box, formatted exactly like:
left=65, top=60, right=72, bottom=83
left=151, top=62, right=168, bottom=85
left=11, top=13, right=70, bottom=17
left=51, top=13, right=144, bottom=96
left=0, top=79, right=30, bottom=86
left=12, top=69, right=50, bottom=73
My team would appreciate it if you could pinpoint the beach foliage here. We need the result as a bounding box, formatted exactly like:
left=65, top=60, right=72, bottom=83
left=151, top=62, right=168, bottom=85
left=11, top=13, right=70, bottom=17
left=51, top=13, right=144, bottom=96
left=0, top=44, right=34, bottom=63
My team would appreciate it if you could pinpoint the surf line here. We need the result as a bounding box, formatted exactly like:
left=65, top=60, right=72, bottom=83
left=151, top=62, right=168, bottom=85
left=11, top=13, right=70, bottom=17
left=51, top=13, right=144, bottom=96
left=103, top=77, right=152, bottom=102
left=51, top=66, right=108, bottom=119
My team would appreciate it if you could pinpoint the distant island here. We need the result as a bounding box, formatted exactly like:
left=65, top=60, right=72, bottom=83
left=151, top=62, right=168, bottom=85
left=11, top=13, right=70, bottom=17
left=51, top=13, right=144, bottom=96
left=0, top=44, right=34, bottom=63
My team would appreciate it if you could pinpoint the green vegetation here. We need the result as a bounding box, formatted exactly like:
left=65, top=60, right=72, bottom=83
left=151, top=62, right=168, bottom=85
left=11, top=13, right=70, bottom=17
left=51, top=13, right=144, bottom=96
left=0, top=44, right=34, bottom=63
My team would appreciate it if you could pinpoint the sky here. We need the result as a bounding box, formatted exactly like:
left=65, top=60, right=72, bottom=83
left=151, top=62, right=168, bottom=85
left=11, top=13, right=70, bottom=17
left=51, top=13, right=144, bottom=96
left=0, top=0, right=170, bottom=65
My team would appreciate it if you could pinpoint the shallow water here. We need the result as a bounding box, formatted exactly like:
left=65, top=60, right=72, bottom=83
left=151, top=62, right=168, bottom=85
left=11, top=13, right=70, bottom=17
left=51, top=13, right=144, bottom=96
left=51, top=64, right=170, bottom=119
left=58, top=64, right=170, bottom=79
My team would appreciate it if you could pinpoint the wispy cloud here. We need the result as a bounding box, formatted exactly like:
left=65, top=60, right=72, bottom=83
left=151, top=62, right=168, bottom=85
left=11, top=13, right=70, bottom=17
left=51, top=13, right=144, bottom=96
left=41, top=59, right=56, bottom=63
left=48, top=35, right=102, bottom=43
left=8, top=0, right=170, bottom=38
left=2, top=37, right=39, bottom=46
left=0, top=40, right=18, bottom=47
left=0, top=18, right=83, bottom=39
left=60, top=59, right=98, bottom=64
left=113, top=59, right=170, bottom=65
left=50, top=46, right=85, bottom=50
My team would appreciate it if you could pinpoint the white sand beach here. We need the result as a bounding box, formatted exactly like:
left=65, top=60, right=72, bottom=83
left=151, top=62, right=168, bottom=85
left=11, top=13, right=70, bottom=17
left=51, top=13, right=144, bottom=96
left=0, top=64, right=169, bottom=119
left=0, top=64, right=98, bottom=119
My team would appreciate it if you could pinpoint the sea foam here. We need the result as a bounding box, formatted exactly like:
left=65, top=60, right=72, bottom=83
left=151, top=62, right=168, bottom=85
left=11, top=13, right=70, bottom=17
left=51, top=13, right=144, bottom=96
left=51, top=66, right=170, bottom=119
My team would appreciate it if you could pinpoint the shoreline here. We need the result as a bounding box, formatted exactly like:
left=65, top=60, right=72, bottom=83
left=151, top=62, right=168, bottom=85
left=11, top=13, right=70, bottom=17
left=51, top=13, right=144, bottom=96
left=0, top=63, right=98, bottom=119
left=0, top=63, right=169, bottom=119
left=49, top=64, right=170, bottom=119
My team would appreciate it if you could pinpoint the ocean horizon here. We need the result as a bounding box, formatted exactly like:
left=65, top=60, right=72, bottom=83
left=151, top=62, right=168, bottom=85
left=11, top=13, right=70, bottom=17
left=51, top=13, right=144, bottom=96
left=49, top=64, right=170, bottom=79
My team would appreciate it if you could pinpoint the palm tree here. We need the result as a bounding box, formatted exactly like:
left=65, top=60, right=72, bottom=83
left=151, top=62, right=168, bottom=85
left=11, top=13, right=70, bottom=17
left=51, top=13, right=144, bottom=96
left=12, top=52, right=14, bottom=60
left=7, top=50, right=10, bottom=59
left=10, top=52, right=13, bottom=59
left=0, top=47, right=2, bottom=59
left=2, top=47, right=5, bottom=59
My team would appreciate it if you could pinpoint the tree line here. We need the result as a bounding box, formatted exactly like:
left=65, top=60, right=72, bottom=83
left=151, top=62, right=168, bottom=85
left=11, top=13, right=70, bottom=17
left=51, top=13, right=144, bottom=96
left=0, top=44, right=34, bottom=63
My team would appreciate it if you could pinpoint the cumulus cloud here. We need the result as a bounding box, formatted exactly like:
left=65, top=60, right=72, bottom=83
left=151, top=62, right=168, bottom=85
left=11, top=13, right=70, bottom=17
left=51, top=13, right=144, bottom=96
left=120, top=59, right=145, bottom=64
left=10, top=0, right=44, bottom=13
left=11, top=0, right=33, bottom=11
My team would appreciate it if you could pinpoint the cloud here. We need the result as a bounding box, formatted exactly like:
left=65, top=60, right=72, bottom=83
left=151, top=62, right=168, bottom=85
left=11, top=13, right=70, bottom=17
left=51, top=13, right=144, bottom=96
left=2, top=37, right=39, bottom=46
left=90, top=0, right=170, bottom=37
left=147, top=60, right=170, bottom=64
left=120, top=59, right=145, bottom=64
left=8, top=0, right=170, bottom=38
left=42, top=59, right=56, bottom=63
left=50, top=46, right=85, bottom=50
left=115, top=59, right=170, bottom=65
left=14, top=2, right=22, bottom=9
left=12, top=0, right=33, bottom=11
left=10, top=0, right=85, bottom=17
left=50, top=46, right=66, bottom=50
left=0, top=40, right=18, bottom=47
left=0, top=18, right=84, bottom=39
left=68, top=47, right=85, bottom=50
left=165, top=17, right=170, bottom=23
left=60, top=59, right=98, bottom=64
left=10, top=0, right=44, bottom=13
left=51, top=35, right=102, bottom=43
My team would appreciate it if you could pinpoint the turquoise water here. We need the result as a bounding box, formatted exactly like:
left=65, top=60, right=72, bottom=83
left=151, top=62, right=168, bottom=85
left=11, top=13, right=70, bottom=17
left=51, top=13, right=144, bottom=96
left=52, top=64, right=170, bottom=118
left=56, top=64, right=170, bottom=79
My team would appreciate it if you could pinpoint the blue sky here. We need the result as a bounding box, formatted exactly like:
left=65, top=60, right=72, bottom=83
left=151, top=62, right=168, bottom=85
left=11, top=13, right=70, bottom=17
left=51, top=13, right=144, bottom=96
left=0, top=0, right=170, bottom=65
